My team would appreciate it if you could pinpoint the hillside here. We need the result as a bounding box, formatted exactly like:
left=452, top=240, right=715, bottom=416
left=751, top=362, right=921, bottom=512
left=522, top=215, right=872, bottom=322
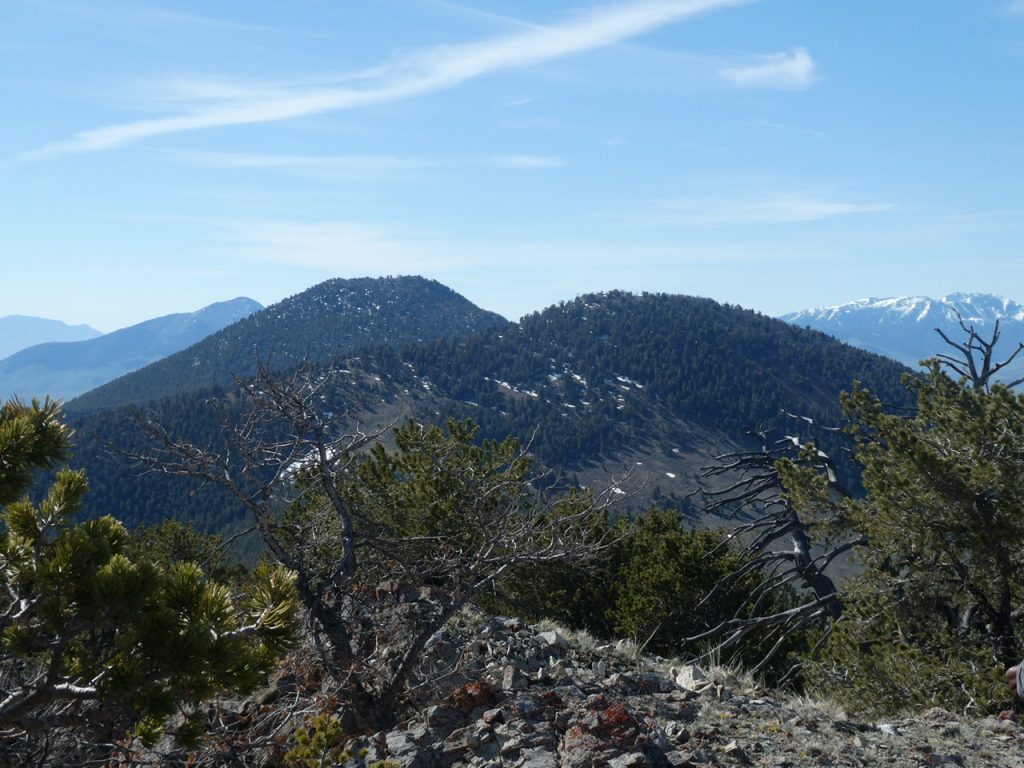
left=67, top=276, right=508, bottom=413
left=0, top=298, right=262, bottom=402
left=781, top=293, right=1024, bottom=383
left=0, top=315, right=101, bottom=359
left=386, top=291, right=912, bottom=469
left=69, top=289, right=912, bottom=534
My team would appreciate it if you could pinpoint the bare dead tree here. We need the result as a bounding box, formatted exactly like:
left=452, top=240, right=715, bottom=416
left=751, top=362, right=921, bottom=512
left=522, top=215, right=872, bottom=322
left=683, top=416, right=860, bottom=679
left=130, top=363, right=381, bottom=675
left=934, top=311, right=1024, bottom=391
left=686, top=318, right=1024, bottom=681
left=124, top=361, right=622, bottom=728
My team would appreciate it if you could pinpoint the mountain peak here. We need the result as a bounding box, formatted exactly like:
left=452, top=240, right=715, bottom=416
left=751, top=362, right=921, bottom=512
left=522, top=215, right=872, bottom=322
left=67, top=276, right=507, bottom=413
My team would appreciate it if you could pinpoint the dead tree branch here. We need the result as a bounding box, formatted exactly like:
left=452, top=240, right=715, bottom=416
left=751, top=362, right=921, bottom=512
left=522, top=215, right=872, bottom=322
left=121, top=360, right=623, bottom=728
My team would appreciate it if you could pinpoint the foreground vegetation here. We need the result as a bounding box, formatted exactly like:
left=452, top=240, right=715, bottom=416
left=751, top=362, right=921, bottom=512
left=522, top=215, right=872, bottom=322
left=0, top=398, right=297, bottom=764
left=2, top=321, right=1023, bottom=763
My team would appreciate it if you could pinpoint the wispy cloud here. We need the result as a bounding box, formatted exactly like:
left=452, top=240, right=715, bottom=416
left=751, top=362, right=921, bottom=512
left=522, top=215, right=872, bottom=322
left=217, top=216, right=771, bottom=277
left=1002, top=1, right=1024, bottom=15
left=627, top=193, right=891, bottom=227
left=24, top=0, right=752, bottom=159
left=176, top=151, right=432, bottom=179
left=174, top=150, right=565, bottom=175
left=720, top=47, right=815, bottom=89
left=486, top=154, right=566, bottom=169
left=225, top=220, right=455, bottom=273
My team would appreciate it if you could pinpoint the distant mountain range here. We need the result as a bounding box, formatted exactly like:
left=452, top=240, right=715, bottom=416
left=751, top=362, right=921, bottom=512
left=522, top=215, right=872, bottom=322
left=781, top=293, right=1024, bottom=383
left=65, top=278, right=912, bottom=536
left=0, top=315, right=102, bottom=359
left=0, top=298, right=262, bottom=402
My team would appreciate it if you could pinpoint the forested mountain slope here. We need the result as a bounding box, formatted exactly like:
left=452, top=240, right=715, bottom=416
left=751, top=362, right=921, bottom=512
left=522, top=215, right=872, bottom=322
left=67, top=276, right=508, bottom=413
left=383, top=291, right=912, bottom=467
left=0, top=298, right=262, bottom=402
left=69, top=290, right=912, bottom=535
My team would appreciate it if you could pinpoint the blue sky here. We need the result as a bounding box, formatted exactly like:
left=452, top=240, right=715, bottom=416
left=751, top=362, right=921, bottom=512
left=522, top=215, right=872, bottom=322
left=3, top=0, right=1023, bottom=332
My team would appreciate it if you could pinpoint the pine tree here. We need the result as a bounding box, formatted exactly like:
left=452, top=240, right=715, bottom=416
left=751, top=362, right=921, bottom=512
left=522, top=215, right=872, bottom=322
left=804, top=363, right=1024, bottom=713
left=0, top=398, right=298, bottom=755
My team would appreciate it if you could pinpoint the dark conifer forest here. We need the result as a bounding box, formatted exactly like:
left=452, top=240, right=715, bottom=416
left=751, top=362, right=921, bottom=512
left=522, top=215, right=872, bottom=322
left=65, top=282, right=911, bottom=534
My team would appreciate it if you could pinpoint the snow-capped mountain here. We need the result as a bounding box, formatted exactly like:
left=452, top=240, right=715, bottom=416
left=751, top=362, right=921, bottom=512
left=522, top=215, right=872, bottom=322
left=781, top=293, right=1024, bottom=382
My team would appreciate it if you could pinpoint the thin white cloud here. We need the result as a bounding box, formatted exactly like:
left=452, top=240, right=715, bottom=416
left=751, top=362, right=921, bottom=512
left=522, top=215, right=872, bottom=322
left=720, top=47, right=816, bottom=89
left=487, top=154, right=566, bottom=169
left=632, top=194, right=892, bottom=226
left=176, top=151, right=432, bottom=178
left=1003, top=1, right=1024, bottom=15
left=218, top=217, right=773, bottom=277
left=225, top=220, right=457, bottom=273
left=174, top=150, right=564, bottom=174
left=24, top=0, right=753, bottom=159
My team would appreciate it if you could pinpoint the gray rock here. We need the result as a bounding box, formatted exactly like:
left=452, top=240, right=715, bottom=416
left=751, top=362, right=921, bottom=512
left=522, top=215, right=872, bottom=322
left=425, top=704, right=464, bottom=729
left=553, top=710, right=572, bottom=732
left=672, top=664, right=708, bottom=692
left=386, top=730, right=432, bottom=767
left=482, top=707, right=505, bottom=725
left=499, top=737, right=524, bottom=758
left=673, top=749, right=714, bottom=766
left=548, top=661, right=568, bottom=680
left=537, top=630, right=569, bottom=650
left=664, top=720, right=689, bottom=742
left=723, top=739, right=751, bottom=764
left=387, top=731, right=415, bottom=754
left=515, top=695, right=544, bottom=720
left=517, top=746, right=559, bottom=767
left=666, top=750, right=698, bottom=767
left=608, top=754, right=647, bottom=768
left=503, top=665, right=529, bottom=690
left=408, top=724, right=431, bottom=743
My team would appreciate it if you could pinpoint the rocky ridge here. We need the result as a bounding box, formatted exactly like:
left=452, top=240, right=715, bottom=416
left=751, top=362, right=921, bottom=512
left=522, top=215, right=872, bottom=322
left=199, top=614, right=1024, bottom=768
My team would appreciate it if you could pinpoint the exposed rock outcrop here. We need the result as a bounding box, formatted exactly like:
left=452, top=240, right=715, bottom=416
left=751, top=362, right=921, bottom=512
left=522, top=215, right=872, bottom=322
left=222, top=614, right=1024, bottom=768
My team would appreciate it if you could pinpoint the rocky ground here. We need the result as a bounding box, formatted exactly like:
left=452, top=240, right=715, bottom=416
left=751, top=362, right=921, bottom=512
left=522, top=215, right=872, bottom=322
left=297, top=616, right=1024, bottom=768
